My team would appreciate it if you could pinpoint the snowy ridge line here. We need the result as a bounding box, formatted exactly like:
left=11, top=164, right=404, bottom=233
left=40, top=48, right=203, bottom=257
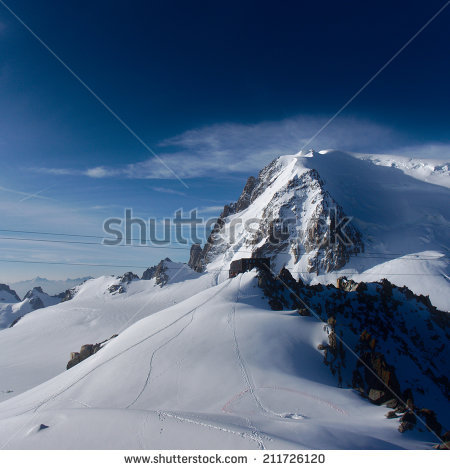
left=267, top=266, right=447, bottom=446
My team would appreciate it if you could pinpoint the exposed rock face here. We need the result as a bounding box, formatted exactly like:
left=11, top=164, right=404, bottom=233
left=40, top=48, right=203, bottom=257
left=59, top=287, right=78, bottom=302
left=0, top=284, right=21, bottom=302
left=2, top=286, right=63, bottom=329
left=151, top=260, right=171, bottom=287
left=256, top=266, right=450, bottom=438
left=192, top=155, right=364, bottom=275
left=120, top=272, right=139, bottom=284
left=141, top=266, right=157, bottom=280
left=26, top=295, right=45, bottom=310
left=66, top=334, right=118, bottom=369
left=22, top=287, right=61, bottom=310
left=141, top=259, right=176, bottom=287
left=23, top=287, right=46, bottom=309
left=107, top=272, right=139, bottom=294
left=188, top=244, right=203, bottom=272
left=57, top=278, right=91, bottom=303
left=336, top=277, right=360, bottom=292
left=23, top=286, right=44, bottom=298
left=235, top=176, right=257, bottom=213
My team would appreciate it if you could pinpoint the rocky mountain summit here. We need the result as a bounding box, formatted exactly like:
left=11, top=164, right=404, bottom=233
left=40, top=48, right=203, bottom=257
left=0, top=285, right=63, bottom=329
left=189, top=153, right=364, bottom=277
left=0, top=284, right=21, bottom=303
left=188, top=150, right=449, bottom=311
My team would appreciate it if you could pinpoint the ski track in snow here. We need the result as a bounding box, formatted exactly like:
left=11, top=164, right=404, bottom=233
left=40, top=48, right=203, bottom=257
left=5, top=280, right=234, bottom=421
left=125, top=312, right=195, bottom=408
left=227, top=277, right=345, bottom=423
left=222, top=386, right=347, bottom=417
left=228, top=276, right=267, bottom=449
left=126, top=278, right=233, bottom=408
left=157, top=410, right=269, bottom=449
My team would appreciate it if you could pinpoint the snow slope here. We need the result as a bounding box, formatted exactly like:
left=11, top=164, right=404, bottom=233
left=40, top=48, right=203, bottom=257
left=0, top=266, right=214, bottom=402
left=353, top=152, right=450, bottom=189
left=200, top=150, right=449, bottom=310
left=0, top=272, right=438, bottom=449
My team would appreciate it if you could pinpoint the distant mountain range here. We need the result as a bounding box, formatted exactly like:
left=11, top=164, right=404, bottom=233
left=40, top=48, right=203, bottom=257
left=9, top=277, right=92, bottom=298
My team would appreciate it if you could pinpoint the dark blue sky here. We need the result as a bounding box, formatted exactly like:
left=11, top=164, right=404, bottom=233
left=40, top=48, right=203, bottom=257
left=0, top=0, right=449, bottom=280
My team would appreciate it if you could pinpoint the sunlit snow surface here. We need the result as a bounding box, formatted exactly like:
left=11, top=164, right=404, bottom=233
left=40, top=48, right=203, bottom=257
left=0, top=273, right=439, bottom=449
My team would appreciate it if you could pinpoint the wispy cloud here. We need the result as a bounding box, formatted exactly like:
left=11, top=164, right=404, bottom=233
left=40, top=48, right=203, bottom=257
left=85, top=166, right=120, bottom=178
left=31, top=116, right=450, bottom=180
left=151, top=186, right=187, bottom=196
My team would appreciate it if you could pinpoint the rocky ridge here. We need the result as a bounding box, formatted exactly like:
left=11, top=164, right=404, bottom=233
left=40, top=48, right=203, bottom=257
left=256, top=265, right=450, bottom=438
left=189, top=154, right=364, bottom=275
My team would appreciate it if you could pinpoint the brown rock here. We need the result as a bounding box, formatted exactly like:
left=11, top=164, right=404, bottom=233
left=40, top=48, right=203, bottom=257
left=398, top=411, right=416, bottom=433
left=384, top=398, right=398, bottom=409
left=368, top=388, right=386, bottom=404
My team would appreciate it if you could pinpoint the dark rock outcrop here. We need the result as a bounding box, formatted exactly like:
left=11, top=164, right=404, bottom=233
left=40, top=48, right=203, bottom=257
left=235, top=176, right=257, bottom=213
left=398, top=411, right=417, bottom=433
left=23, top=287, right=45, bottom=309
left=108, top=272, right=139, bottom=294
left=188, top=244, right=204, bottom=272
left=0, top=284, right=21, bottom=302
left=66, top=334, right=118, bottom=369
left=59, top=287, right=78, bottom=302
left=141, top=259, right=172, bottom=287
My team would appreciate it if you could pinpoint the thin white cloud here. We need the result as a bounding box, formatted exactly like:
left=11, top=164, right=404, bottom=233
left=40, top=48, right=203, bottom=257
left=151, top=186, right=187, bottom=196
left=85, top=166, right=119, bottom=178
left=31, top=116, right=450, bottom=180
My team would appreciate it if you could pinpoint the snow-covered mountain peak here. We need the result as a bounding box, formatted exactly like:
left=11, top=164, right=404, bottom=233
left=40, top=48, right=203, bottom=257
left=189, top=150, right=448, bottom=310
left=193, top=152, right=364, bottom=279
left=0, top=285, right=62, bottom=329
left=23, top=286, right=45, bottom=299
left=0, top=284, right=21, bottom=303
left=142, top=258, right=200, bottom=287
